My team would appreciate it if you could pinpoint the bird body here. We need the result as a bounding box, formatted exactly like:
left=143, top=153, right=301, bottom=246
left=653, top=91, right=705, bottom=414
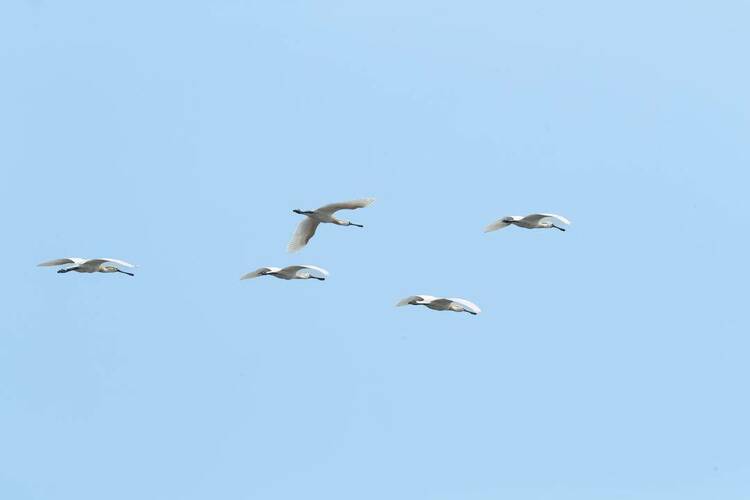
left=38, top=257, right=136, bottom=276
left=396, top=295, right=481, bottom=315
left=292, top=210, right=347, bottom=225
left=288, top=198, right=375, bottom=252
left=241, top=264, right=329, bottom=281
left=485, top=213, right=570, bottom=232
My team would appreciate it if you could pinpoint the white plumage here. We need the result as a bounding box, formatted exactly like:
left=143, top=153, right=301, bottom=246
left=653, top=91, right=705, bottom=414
left=288, top=198, right=375, bottom=252
left=37, top=257, right=136, bottom=276
left=396, top=295, right=481, bottom=315
left=485, top=213, right=570, bottom=232
left=240, top=264, right=329, bottom=281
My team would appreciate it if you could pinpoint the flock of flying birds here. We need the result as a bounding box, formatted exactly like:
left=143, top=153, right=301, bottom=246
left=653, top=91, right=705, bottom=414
left=37, top=198, right=571, bottom=316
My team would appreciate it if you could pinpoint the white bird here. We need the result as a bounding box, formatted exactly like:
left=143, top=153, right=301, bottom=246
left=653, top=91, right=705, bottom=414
left=241, top=264, right=329, bottom=281
left=38, top=257, right=136, bottom=276
left=396, top=295, right=481, bottom=315
left=484, top=213, right=571, bottom=232
left=288, top=198, right=375, bottom=252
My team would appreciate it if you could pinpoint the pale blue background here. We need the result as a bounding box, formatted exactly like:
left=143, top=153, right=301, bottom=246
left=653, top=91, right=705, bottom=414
left=1, top=1, right=748, bottom=499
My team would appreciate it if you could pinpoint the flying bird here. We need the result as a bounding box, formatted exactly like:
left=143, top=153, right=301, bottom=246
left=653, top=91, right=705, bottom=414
left=484, top=213, right=570, bottom=232
left=38, top=257, right=136, bottom=276
left=241, top=264, right=329, bottom=281
left=396, top=295, right=481, bottom=315
left=288, top=198, right=375, bottom=252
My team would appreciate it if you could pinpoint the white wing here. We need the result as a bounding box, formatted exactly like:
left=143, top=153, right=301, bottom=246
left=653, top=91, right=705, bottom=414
left=98, top=258, right=136, bottom=268
left=283, top=264, right=329, bottom=278
left=37, top=257, right=87, bottom=267
left=316, top=198, right=375, bottom=215
left=240, top=267, right=280, bottom=280
left=522, top=213, right=571, bottom=225
left=396, top=294, right=436, bottom=306
left=83, top=258, right=136, bottom=269
left=449, top=298, right=482, bottom=314
left=74, top=258, right=130, bottom=272
left=484, top=219, right=512, bottom=232
left=288, top=218, right=320, bottom=253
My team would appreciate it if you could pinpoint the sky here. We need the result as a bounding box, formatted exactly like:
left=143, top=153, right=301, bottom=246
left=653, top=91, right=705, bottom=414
left=1, top=1, right=748, bottom=499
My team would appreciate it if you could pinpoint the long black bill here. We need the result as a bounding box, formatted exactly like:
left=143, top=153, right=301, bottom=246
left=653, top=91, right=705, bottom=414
left=350, top=223, right=364, bottom=228
left=552, top=225, right=566, bottom=232
left=117, top=269, right=135, bottom=276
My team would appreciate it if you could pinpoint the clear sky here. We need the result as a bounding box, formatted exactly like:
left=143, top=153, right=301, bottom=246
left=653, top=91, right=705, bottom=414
left=1, top=1, right=748, bottom=499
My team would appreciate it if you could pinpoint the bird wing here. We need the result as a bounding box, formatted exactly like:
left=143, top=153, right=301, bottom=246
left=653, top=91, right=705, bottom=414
left=85, top=258, right=136, bottom=269
left=283, top=264, right=330, bottom=278
left=240, top=267, right=279, bottom=280
left=37, top=257, right=87, bottom=267
left=396, top=294, right=435, bottom=306
left=429, top=298, right=455, bottom=309
left=287, top=218, right=320, bottom=253
left=315, top=198, right=375, bottom=214
left=449, top=298, right=482, bottom=314
left=484, top=219, right=512, bottom=232
left=522, top=213, right=571, bottom=225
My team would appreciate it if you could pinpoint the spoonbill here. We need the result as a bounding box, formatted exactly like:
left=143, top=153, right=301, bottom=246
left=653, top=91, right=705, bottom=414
left=288, top=198, right=375, bottom=252
left=241, top=264, right=329, bottom=281
left=38, top=257, right=136, bottom=276
left=484, top=213, right=571, bottom=232
left=396, top=295, right=481, bottom=315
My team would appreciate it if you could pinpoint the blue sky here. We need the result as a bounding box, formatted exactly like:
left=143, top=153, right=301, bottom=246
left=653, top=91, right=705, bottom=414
left=1, top=1, right=748, bottom=499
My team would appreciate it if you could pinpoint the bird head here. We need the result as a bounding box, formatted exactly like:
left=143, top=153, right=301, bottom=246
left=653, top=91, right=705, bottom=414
left=100, top=265, right=119, bottom=273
